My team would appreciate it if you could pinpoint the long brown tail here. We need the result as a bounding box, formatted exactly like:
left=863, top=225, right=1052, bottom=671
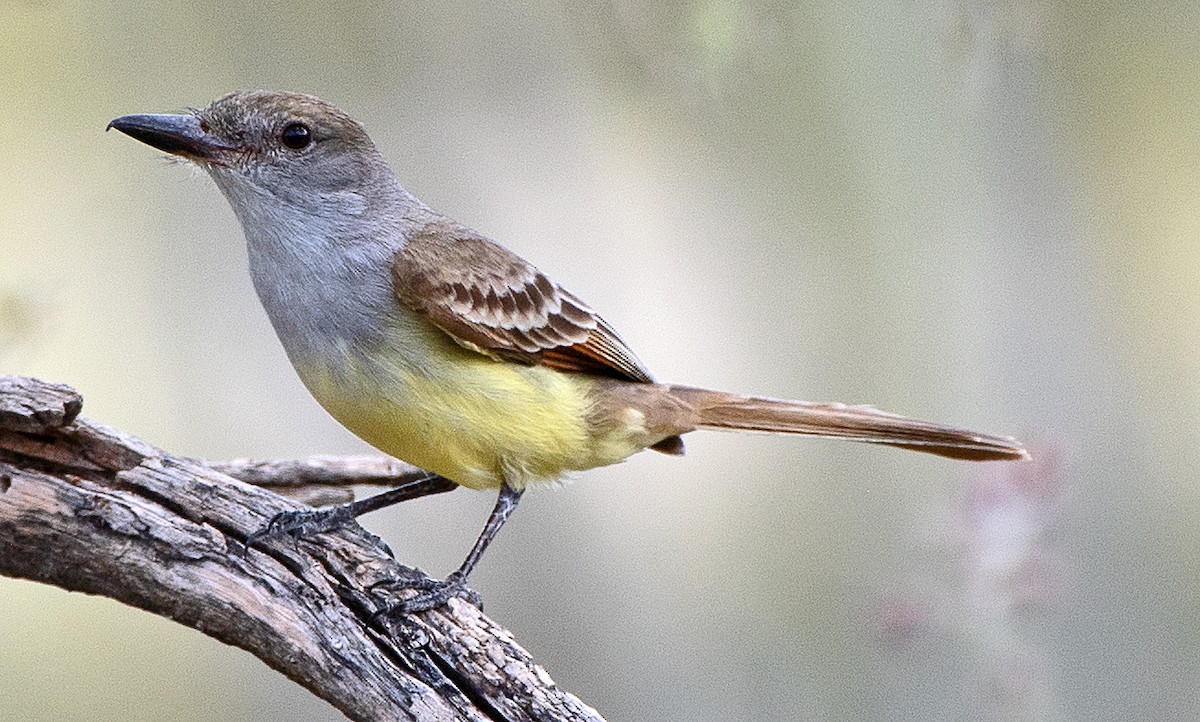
left=666, top=385, right=1027, bottom=461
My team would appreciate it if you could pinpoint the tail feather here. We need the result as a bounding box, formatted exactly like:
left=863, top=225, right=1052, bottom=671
left=666, top=385, right=1028, bottom=462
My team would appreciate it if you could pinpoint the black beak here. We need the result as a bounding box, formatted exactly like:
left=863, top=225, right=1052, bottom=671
left=107, top=113, right=235, bottom=163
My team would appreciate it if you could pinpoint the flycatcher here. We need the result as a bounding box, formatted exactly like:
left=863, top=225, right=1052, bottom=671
left=109, top=91, right=1027, bottom=611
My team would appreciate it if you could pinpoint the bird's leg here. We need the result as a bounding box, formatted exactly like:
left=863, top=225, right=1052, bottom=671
left=245, top=472, right=457, bottom=549
left=381, top=482, right=525, bottom=614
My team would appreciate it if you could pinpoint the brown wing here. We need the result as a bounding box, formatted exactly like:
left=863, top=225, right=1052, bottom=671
left=392, top=221, right=656, bottom=384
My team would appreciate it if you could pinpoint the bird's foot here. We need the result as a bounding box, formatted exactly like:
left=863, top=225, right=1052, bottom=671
left=245, top=505, right=357, bottom=549
left=371, top=570, right=481, bottom=618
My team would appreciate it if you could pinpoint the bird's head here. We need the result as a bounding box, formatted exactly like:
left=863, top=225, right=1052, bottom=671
left=109, top=90, right=397, bottom=217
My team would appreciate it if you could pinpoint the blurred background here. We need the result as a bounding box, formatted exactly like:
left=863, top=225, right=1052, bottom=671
left=1, top=0, right=1194, bottom=719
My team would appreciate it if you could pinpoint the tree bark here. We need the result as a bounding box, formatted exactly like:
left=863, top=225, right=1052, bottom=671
left=0, top=375, right=603, bottom=722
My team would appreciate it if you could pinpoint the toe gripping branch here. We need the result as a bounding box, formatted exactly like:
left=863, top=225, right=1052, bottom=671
left=245, top=474, right=526, bottom=616
left=245, top=472, right=457, bottom=548
left=378, top=482, right=525, bottom=617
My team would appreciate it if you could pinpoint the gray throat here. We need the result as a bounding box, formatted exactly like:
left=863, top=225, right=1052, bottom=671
left=208, top=168, right=423, bottom=366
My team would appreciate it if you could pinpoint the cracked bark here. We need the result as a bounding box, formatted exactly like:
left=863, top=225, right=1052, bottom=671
left=0, top=375, right=604, bottom=722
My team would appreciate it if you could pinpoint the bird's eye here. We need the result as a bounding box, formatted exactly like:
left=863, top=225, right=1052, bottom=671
left=281, top=122, right=312, bottom=150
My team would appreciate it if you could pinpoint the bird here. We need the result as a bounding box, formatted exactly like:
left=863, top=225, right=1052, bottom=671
left=108, top=90, right=1027, bottom=612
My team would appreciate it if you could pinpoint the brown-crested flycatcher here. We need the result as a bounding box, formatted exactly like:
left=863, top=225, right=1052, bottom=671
left=109, top=91, right=1027, bottom=611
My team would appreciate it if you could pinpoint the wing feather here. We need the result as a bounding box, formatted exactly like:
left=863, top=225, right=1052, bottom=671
left=392, top=222, right=656, bottom=384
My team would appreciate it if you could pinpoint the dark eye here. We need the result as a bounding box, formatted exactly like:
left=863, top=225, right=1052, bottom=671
left=281, top=122, right=311, bottom=150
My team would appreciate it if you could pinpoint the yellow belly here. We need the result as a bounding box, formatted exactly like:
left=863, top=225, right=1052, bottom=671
left=291, top=320, right=647, bottom=489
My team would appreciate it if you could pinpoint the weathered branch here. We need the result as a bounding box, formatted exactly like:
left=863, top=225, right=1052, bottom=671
left=0, top=375, right=603, bottom=722
left=206, top=454, right=438, bottom=506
